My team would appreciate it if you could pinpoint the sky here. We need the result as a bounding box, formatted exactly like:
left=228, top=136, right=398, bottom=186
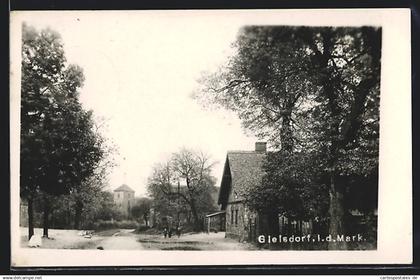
left=21, top=11, right=259, bottom=196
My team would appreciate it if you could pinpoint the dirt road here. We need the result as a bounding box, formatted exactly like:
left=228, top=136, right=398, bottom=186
left=138, top=232, right=255, bottom=250
left=20, top=228, right=144, bottom=250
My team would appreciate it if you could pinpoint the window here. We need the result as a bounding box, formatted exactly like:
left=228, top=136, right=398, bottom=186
left=231, top=208, right=234, bottom=225
left=230, top=207, right=235, bottom=225
left=235, top=210, right=239, bottom=226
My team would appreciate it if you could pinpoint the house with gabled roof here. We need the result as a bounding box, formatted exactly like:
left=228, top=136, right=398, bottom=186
left=216, top=142, right=377, bottom=245
left=217, top=142, right=267, bottom=242
left=113, top=184, right=135, bottom=218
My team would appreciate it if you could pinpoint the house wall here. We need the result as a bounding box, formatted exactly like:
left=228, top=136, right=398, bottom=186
left=225, top=202, right=253, bottom=242
left=225, top=206, right=317, bottom=244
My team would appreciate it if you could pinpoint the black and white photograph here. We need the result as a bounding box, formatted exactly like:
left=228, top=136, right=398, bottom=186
left=10, top=9, right=412, bottom=266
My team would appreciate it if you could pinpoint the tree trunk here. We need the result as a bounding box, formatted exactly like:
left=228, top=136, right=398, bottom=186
left=328, top=174, right=347, bottom=250
left=277, top=111, right=293, bottom=239
left=189, top=199, right=201, bottom=231
left=74, top=201, right=83, bottom=230
left=321, top=54, right=347, bottom=250
left=280, top=113, right=293, bottom=153
left=27, top=197, right=34, bottom=240
left=42, top=197, right=50, bottom=238
left=144, top=214, right=149, bottom=227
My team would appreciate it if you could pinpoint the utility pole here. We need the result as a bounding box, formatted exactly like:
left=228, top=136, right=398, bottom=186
left=177, top=180, right=180, bottom=226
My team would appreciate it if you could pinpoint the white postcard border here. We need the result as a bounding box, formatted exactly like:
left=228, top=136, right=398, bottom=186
left=10, top=8, right=412, bottom=266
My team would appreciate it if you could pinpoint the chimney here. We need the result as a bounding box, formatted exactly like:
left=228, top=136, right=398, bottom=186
left=255, top=142, right=267, bottom=153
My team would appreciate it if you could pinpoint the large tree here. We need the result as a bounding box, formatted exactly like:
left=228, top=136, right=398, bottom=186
left=21, top=23, right=66, bottom=239
left=21, top=23, right=106, bottom=238
left=194, top=26, right=317, bottom=235
left=147, top=148, right=217, bottom=231
left=297, top=27, right=381, bottom=248
left=195, top=26, right=314, bottom=152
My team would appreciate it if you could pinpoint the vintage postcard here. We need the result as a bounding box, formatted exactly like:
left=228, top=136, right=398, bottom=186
left=10, top=9, right=412, bottom=266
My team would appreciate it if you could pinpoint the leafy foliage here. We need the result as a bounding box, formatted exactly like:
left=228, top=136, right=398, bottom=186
left=20, top=23, right=112, bottom=237
left=246, top=151, right=329, bottom=220
left=147, top=148, right=218, bottom=231
left=131, top=197, right=152, bottom=226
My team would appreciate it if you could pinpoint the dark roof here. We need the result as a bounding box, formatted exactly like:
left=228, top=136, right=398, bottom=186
left=114, top=184, right=135, bottom=193
left=218, top=151, right=266, bottom=208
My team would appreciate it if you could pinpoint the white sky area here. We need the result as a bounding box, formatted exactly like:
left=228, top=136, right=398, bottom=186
left=23, top=12, right=259, bottom=197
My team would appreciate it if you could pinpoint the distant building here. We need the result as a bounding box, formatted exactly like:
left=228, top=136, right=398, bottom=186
left=113, top=184, right=135, bottom=218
